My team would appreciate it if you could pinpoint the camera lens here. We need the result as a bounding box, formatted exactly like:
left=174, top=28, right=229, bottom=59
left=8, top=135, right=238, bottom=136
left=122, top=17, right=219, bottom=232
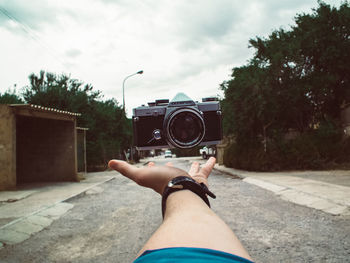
left=166, top=109, right=205, bottom=149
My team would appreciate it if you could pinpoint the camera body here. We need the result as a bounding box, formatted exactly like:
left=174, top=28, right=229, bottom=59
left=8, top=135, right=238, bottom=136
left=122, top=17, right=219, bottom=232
left=132, top=93, right=222, bottom=150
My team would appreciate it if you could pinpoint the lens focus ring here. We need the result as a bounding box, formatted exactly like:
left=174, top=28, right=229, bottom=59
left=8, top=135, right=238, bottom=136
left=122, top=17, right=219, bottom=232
left=165, top=108, right=205, bottom=149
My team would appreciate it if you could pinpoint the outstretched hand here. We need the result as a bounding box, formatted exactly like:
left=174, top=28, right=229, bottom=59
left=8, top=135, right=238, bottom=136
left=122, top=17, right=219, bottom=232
left=108, top=157, right=216, bottom=195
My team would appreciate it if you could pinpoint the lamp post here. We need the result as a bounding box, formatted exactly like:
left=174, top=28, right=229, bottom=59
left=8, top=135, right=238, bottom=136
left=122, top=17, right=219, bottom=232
left=122, top=70, right=143, bottom=112
left=122, top=70, right=143, bottom=162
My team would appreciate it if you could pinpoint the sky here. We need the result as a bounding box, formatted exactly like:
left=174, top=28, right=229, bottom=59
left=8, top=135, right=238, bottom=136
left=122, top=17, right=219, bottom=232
left=0, top=0, right=344, bottom=116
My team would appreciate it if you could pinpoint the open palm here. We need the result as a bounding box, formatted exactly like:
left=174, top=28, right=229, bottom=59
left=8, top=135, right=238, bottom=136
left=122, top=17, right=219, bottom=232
left=108, top=157, right=216, bottom=195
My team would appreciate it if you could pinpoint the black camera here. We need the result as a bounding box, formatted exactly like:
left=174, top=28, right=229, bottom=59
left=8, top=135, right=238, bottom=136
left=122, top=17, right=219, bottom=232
left=132, top=93, right=222, bottom=150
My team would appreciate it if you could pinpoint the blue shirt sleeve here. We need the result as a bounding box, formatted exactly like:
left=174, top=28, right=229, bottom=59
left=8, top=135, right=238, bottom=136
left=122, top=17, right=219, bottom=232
left=134, top=247, right=254, bottom=263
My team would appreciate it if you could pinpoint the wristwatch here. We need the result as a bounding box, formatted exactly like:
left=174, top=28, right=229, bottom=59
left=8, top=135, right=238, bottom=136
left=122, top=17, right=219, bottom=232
left=161, top=176, right=216, bottom=218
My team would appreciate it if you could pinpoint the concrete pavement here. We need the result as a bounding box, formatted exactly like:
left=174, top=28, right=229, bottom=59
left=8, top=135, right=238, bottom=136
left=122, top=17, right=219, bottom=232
left=147, top=156, right=350, bottom=216
left=0, top=172, right=116, bottom=247
left=210, top=162, right=350, bottom=216
left=1, top=157, right=349, bottom=248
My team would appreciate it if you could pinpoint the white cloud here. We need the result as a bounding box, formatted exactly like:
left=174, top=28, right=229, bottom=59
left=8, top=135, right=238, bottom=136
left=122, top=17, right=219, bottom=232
left=0, top=0, right=345, bottom=116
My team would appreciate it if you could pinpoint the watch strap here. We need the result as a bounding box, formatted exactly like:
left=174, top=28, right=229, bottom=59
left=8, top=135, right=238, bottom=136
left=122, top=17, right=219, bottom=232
left=161, top=176, right=216, bottom=218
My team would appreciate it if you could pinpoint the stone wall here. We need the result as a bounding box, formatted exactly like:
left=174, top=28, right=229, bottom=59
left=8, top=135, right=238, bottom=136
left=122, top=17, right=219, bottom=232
left=216, top=136, right=232, bottom=165
left=0, top=105, right=16, bottom=190
left=0, top=105, right=78, bottom=190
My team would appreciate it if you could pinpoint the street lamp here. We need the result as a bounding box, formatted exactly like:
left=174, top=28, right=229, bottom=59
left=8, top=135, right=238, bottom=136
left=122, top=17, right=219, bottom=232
left=122, top=70, right=143, bottom=162
left=122, top=70, right=143, bottom=112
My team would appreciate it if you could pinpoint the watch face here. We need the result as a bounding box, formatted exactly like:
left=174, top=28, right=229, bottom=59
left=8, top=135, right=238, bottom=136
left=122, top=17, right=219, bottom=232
left=168, top=176, right=191, bottom=188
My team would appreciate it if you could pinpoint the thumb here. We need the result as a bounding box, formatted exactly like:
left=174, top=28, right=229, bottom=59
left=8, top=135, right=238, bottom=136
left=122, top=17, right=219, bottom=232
left=108, top=159, right=139, bottom=181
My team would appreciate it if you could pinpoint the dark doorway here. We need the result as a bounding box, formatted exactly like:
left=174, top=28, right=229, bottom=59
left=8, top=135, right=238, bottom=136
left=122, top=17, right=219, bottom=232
left=16, top=115, right=76, bottom=184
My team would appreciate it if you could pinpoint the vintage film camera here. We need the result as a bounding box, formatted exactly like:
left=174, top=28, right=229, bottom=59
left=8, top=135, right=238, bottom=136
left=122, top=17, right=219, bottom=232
left=132, top=93, right=222, bottom=150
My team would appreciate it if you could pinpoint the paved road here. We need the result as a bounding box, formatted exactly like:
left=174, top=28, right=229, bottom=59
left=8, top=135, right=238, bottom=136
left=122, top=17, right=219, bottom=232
left=0, top=158, right=349, bottom=262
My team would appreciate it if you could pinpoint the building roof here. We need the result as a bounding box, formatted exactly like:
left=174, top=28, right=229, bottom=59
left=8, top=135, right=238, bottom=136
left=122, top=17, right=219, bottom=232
left=8, top=104, right=81, bottom=122
left=10, top=104, right=81, bottom=116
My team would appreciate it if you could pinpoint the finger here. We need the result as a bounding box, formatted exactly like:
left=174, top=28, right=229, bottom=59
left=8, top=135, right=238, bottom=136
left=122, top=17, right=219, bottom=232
left=199, top=157, right=216, bottom=178
left=188, top=161, right=200, bottom=177
left=165, top=162, right=173, bottom=167
left=147, top=162, right=155, bottom=167
left=108, top=159, right=139, bottom=181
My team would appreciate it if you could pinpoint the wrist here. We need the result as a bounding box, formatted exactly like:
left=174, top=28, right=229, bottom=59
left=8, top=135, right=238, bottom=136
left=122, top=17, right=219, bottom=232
left=164, top=190, right=213, bottom=219
left=161, top=176, right=216, bottom=218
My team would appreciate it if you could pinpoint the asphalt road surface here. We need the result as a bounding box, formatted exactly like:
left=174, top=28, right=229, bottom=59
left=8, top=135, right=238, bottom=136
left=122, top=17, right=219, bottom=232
left=0, top=158, right=349, bottom=262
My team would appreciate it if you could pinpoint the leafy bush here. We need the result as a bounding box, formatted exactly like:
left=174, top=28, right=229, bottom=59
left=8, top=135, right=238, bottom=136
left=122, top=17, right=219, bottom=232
left=224, top=123, right=350, bottom=171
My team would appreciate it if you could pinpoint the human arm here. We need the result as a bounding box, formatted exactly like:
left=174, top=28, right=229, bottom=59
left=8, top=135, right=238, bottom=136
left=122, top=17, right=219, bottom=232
left=108, top=157, right=252, bottom=261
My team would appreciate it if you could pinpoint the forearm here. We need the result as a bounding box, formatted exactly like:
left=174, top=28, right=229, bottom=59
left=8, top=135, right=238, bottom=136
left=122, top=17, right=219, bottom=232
left=138, top=190, right=252, bottom=260
left=108, top=158, right=251, bottom=260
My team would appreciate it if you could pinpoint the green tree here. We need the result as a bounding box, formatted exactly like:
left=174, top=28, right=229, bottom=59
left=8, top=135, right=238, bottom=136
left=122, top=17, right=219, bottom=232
left=248, top=1, right=350, bottom=127
left=23, top=70, right=131, bottom=169
left=221, top=63, right=275, bottom=141
left=221, top=1, right=350, bottom=170
left=23, top=71, right=101, bottom=112
left=293, top=2, right=350, bottom=121
left=0, top=89, right=23, bottom=104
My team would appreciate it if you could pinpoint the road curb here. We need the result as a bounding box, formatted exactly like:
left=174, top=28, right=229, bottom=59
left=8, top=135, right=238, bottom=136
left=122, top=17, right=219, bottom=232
left=212, top=164, right=350, bottom=216
left=179, top=159, right=350, bottom=216
left=64, top=176, right=116, bottom=202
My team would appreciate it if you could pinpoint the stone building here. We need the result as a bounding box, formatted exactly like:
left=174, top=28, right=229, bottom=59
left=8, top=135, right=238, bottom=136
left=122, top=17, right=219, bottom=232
left=0, top=104, right=82, bottom=190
